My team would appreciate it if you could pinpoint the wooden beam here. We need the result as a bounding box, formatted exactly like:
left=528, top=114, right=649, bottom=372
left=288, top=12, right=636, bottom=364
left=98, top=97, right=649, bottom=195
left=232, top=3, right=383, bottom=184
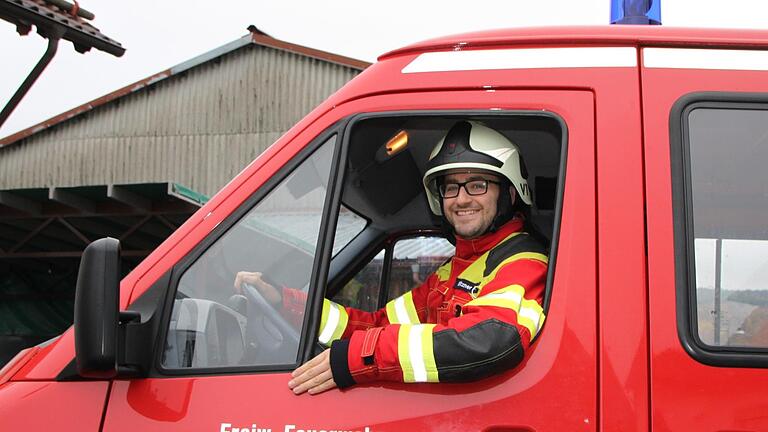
left=119, top=215, right=152, bottom=242
left=9, top=218, right=54, bottom=252
left=49, top=187, right=95, bottom=213
left=0, top=191, right=42, bottom=215
left=155, top=215, right=179, bottom=232
left=107, top=184, right=151, bottom=211
left=57, top=217, right=90, bottom=245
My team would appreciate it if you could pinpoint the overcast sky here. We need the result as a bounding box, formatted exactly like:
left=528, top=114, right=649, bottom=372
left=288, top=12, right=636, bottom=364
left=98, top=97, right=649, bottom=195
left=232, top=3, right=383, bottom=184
left=2, top=0, right=768, bottom=139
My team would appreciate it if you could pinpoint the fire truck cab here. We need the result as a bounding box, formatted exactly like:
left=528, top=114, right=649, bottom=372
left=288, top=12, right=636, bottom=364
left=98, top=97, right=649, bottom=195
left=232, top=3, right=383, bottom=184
left=2, top=26, right=768, bottom=431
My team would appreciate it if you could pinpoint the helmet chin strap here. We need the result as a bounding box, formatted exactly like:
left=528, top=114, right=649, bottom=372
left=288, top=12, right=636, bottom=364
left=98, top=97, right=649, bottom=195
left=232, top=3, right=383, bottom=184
left=487, top=180, right=515, bottom=234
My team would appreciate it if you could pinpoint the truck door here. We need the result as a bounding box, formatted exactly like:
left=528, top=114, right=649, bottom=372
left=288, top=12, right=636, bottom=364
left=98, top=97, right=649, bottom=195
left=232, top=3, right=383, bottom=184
left=642, top=47, right=768, bottom=431
left=101, top=89, right=597, bottom=431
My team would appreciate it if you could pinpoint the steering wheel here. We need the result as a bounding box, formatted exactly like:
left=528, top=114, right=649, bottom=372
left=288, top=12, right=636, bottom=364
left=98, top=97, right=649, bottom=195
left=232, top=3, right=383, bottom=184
left=241, top=283, right=301, bottom=363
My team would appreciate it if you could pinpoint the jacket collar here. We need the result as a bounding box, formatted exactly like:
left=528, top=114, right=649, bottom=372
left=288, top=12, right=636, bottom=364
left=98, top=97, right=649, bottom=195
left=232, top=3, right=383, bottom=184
left=453, top=217, right=524, bottom=259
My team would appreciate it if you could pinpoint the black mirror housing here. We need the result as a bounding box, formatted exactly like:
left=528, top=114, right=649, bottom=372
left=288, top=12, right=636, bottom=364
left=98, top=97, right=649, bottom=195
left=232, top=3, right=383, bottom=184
left=74, top=237, right=120, bottom=378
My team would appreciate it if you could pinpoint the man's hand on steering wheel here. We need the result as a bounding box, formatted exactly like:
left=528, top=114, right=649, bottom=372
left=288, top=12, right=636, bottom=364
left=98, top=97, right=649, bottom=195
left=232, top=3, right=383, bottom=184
left=234, top=271, right=282, bottom=305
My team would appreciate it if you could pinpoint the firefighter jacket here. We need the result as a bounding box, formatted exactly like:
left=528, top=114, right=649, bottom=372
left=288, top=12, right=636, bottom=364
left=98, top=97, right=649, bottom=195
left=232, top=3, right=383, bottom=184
left=319, top=217, right=548, bottom=388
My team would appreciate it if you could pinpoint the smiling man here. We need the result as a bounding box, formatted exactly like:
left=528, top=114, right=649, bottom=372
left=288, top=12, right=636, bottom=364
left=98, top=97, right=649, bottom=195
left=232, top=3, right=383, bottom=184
left=441, top=171, right=503, bottom=239
left=286, top=120, right=549, bottom=395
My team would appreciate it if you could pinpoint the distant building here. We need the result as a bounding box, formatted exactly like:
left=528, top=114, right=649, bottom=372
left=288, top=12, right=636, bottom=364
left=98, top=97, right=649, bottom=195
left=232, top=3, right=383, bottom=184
left=0, top=29, right=368, bottom=364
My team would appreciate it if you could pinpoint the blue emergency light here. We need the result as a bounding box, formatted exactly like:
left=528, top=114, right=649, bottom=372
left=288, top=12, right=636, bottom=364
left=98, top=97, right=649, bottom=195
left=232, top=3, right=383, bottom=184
left=611, top=0, right=661, bottom=25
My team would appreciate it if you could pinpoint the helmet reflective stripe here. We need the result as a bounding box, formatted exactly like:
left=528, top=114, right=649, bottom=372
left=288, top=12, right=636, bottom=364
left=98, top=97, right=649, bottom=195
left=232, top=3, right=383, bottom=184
left=398, top=324, right=439, bottom=382
left=319, top=299, right=348, bottom=346
left=386, top=291, right=420, bottom=324
left=423, top=121, right=532, bottom=216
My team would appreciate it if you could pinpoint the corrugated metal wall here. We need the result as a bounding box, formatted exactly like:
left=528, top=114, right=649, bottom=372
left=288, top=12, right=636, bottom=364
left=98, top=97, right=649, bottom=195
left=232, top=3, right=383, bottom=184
left=0, top=44, right=362, bottom=197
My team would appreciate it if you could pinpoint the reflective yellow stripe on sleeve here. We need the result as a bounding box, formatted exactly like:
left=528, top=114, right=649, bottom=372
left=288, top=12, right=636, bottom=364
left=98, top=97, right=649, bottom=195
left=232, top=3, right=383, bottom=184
left=318, top=299, right=349, bottom=346
left=397, top=324, right=439, bottom=383
left=466, top=285, right=546, bottom=341
left=517, top=298, right=545, bottom=340
left=385, top=291, right=420, bottom=324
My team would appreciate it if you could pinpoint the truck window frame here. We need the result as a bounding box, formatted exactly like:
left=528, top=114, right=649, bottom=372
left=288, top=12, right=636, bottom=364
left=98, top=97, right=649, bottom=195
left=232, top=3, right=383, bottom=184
left=150, top=109, right=567, bottom=377
left=330, top=110, right=567, bottom=332
left=671, top=92, right=768, bottom=368
left=154, top=122, right=350, bottom=376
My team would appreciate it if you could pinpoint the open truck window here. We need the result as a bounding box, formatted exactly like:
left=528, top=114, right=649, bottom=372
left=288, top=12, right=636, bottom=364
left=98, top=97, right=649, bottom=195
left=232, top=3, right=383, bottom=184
left=324, top=112, right=563, bottom=342
left=159, top=112, right=564, bottom=372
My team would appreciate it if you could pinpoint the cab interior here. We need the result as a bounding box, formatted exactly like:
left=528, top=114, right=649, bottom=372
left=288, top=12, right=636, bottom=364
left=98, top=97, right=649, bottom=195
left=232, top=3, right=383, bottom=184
left=325, top=113, right=564, bottom=305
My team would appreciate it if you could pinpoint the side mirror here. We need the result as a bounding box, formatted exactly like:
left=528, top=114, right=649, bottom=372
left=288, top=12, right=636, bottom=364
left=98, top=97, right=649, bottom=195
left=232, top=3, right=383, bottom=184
left=74, top=237, right=120, bottom=378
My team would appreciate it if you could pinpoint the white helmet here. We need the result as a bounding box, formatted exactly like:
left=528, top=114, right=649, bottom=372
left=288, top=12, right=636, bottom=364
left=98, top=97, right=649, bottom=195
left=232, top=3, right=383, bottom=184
left=422, top=121, right=532, bottom=216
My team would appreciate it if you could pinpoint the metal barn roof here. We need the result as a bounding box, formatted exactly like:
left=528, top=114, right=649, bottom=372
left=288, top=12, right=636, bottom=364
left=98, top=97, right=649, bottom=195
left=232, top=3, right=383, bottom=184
left=0, top=29, right=367, bottom=148
left=0, top=29, right=368, bottom=197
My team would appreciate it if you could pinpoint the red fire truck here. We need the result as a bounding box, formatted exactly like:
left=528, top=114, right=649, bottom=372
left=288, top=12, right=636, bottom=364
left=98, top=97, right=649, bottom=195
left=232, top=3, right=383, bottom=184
left=2, top=22, right=768, bottom=431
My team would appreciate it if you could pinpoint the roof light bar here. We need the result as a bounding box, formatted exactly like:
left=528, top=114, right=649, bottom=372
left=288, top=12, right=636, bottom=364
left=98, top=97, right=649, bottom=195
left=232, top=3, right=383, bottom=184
left=611, top=0, right=661, bottom=25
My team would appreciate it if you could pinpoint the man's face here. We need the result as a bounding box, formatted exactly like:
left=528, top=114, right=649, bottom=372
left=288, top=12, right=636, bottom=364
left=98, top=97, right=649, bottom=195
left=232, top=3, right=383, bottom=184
left=442, top=171, right=503, bottom=239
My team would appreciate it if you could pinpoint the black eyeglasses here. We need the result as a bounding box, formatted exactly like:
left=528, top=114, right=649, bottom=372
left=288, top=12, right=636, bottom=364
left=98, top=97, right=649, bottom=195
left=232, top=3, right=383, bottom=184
left=438, top=179, right=500, bottom=198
